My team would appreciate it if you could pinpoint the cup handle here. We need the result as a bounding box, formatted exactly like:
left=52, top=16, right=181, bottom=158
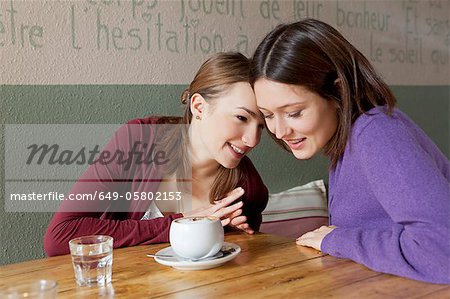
left=200, top=245, right=221, bottom=259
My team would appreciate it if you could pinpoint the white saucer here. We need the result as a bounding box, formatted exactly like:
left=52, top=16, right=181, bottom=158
left=153, top=242, right=241, bottom=270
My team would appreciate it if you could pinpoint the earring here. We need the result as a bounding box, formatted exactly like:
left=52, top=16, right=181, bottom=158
left=195, top=115, right=201, bottom=120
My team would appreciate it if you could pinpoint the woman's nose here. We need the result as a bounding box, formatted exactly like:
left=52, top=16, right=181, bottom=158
left=242, top=126, right=261, bottom=148
left=274, top=118, right=289, bottom=139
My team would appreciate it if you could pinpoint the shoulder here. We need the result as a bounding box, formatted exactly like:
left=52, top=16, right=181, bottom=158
left=347, top=107, right=438, bottom=169
left=351, top=106, right=414, bottom=143
left=352, top=106, right=392, bottom=134
left=123, top=116, right=183, bottom=138
left=111, top=116, right=166, bottom=145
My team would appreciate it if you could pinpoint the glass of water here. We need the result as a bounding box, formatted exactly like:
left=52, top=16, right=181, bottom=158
left=69, top=235, right=113, bottom=287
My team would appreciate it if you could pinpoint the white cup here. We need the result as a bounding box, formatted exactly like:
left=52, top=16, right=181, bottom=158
left=169, top=216, right=224, bottom=260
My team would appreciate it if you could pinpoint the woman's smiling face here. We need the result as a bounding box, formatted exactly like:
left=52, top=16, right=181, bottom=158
left=254, top=78, right=338, bottom=160
left=194, top=82, right=264, bottom=168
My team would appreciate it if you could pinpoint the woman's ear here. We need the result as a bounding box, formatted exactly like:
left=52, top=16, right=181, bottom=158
left=190, top=93, right=206, bottom=119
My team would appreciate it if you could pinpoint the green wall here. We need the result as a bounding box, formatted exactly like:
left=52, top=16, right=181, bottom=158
left=1, top=85, right=448, bottom=265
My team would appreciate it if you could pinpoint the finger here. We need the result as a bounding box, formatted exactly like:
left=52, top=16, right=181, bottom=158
left=214, top=188, right=245, bottom=210
left=296, top=238, right=307, bottom=246
left=233, top=221, right=254, bottom=234
left=296, top=233, right=309, bottom=240
left=215, top=201, right=243, bottom=217
left=244, top=228, right=255, bottom=234
left=231, top=218, right=246, bottom=227
left=239, top=224, right=254, bottom=234
left=296, top=232, right=313, bottom=241
left=228, top=209, right=243, bottom=220
left=238, top=226, right=254, bottom=234
left=296, top=235, right=313, bottom=246
left=230, top=215, right=246, bottom=226
left=221, top=218, right=231, bottom=226
left=317, top=226, right=329, bottom=231
left=224, top=186, right=244, bottom=198
left=238, top=223, right=249, bottom=229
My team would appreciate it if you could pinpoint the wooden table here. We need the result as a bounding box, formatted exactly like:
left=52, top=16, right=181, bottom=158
left=0, top=232, right=448, bottom=298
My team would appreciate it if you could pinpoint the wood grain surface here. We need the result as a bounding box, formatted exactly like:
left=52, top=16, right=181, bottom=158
left=0, top=232, right=447, bottom=298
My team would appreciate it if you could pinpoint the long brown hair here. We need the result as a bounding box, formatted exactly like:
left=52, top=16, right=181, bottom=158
left=250, top=19, right=396, bottom=168
left=159, top=52, right=251, bottom=203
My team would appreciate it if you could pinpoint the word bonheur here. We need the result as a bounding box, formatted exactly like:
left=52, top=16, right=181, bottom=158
left=26, top=142, right=169, bottom=171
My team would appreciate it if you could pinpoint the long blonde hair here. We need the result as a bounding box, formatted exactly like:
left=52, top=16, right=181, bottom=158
left=159, top=52, right=251, bottom=203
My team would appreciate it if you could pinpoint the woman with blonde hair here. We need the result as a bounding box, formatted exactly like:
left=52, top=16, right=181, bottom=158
left=45, top=52, right=268, bottom=256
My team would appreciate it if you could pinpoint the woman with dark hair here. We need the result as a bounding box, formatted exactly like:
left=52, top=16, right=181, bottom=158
left=251, top=19, right=449, bottom=284
left=45, top=52, right=268, bottom=256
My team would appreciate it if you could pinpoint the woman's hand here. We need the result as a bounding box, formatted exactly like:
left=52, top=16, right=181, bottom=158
left=213, top=188, right=255, bottom=235
left=183, top=187, right=245, bottom=226
left=296, top=226, right=336, bottom=251
left=227, top=211, right=255, bottom=235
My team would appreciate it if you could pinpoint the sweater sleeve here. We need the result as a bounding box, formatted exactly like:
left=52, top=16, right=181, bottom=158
left=241, top=157, right=269, bottom=232
left=44, top=119, right=183, bottom=256
left=44, top=212, right=182, bottom=256
left=321, top=116, right=450, bottom=284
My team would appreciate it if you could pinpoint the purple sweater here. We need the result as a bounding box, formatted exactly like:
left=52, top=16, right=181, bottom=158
left=321, top=106, right=450, bottom=284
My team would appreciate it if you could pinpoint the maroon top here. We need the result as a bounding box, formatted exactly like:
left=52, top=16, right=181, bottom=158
left=44, top=117, right=268, bottom=256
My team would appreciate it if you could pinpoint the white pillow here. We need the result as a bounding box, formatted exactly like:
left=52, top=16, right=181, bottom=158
left=260, top=180, right=329, bottom=238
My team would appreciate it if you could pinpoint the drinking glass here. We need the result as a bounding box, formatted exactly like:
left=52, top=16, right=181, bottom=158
left=69, top=235, right=113, bottom=287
